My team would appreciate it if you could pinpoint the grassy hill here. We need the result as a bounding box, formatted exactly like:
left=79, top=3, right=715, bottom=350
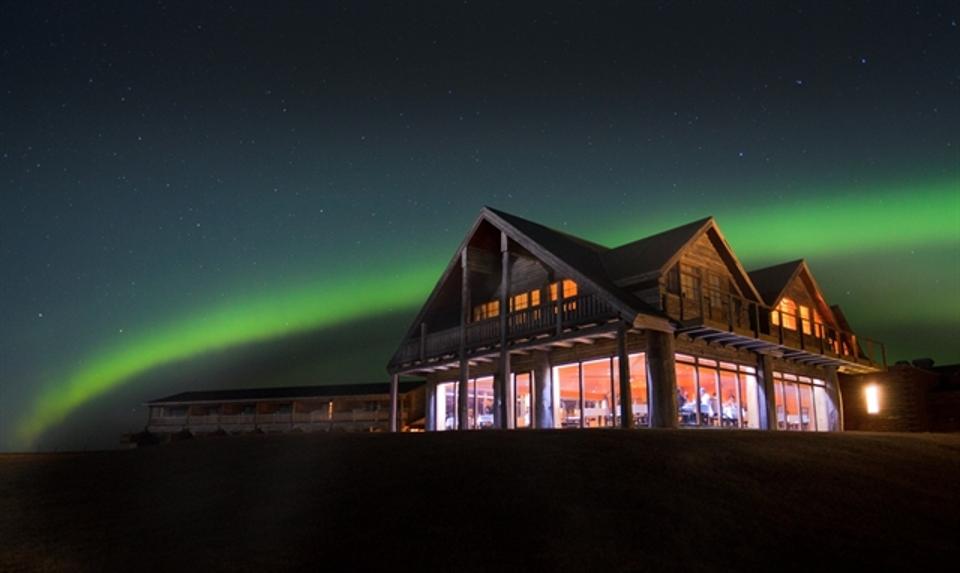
left=2, top=430, right=959, bottom=571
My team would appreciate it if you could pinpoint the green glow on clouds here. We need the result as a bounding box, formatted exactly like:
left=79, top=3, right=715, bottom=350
left=16, top=177, right=958, bottom=447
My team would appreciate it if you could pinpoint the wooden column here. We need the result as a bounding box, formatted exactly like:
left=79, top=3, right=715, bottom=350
left=758, top=353, right=777, bottom=430
left=496, top=231, right=513, bottom=429
left=646, top=329, right=678, bottom=428
left=425, top=379, right=437, bottom=432
left=458, top=248, right=470, bottom=430
left=389, top=373, right=400, bottom=433
left=533, top=350, right=554, bottom=428
left=617, top=325, right=634, bottom=429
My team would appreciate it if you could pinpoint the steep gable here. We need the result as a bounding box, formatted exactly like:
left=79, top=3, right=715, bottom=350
left=603, top=217, right=761, bottom=303
left=390, top=208, right=666, bottom=364
left=749, top=260, right=838, bottom=328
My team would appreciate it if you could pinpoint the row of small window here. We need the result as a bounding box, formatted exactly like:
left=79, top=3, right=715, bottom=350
left=472, top=280, right=578, bottom=321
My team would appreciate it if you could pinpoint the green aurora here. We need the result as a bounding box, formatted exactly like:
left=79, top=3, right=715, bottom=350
left=14, top=178, right=959, bottom=448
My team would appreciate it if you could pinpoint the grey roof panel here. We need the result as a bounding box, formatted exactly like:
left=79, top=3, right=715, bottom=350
left=149, top=381, right=424, bottom=404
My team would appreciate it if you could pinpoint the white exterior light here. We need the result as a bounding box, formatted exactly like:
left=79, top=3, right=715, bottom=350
left=865, top=384, right=881, bottom=415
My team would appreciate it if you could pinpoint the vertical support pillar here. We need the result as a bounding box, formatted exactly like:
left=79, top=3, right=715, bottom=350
left=826, top=366, right=843, bottom=432
left=617, top=324, right=634, bottom=429
left=533, top=350, right=554, bottom=428
left=425, top=379, right=437, bottom=432
left=458, top=248, right=470, bottom=430
left=758, top=353, right=777, bottom=430
left=496, top=231, right=513, bottom=429
left=389, top=373, right=400, bottom=433
left=646, top=329, right=678, bottom=428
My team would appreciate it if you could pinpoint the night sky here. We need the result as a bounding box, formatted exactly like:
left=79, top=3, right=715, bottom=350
left=1, top=2, right=957, bottom=451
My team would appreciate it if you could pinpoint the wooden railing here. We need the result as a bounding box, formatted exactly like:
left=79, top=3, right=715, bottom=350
left=394, top=292, right=618, bottom=365
left=661, top=275, right=886, bottom=367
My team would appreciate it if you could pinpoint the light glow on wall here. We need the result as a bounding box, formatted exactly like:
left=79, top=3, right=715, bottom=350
left=865, top=384, right=881, bottom=415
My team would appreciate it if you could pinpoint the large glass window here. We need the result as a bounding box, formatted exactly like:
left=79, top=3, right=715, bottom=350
left=514, top=372, right=533, bottom=428
left=436, top=376, right=495, bottom=430
left=436, top=382, right=458, bottom=431
left=610, top=353, right=649, bottom=427
left=675, top=354, right=758, bottom=429
left=554, top=363, right=581, bottom=428
left=582, top=359, right=615, bottom=428
left=469, top=376, right=495, bottom=429
left=551, top=353, right=648, bottom=429
left=773, top=372, right=830, bottom=431
left=676, top=359, right=699, bottom=426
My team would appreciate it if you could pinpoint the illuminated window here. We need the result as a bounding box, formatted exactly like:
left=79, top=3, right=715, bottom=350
left=865, top=385, right=880, bottom=414
left=799, top=305, right=812, bottom=335
left=530, top=289, right=541, bottom=306
left=813, top=310, right=825, bottom=338
left=772, top=297, right=798, bottom=330
left=512, top=292, right=529, bottom=311
left=472, top=300, right=499, bottom=321
left=549, top=279, right=579, bottom=300
left=773, top=371, right=833, bottom=431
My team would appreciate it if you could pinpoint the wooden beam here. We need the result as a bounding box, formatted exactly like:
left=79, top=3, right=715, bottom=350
left=458, top=248, right=470, bottom=430
left=389, top=374, right=400, bottom=433
left=499, top=231, right=514, bottom=429
left=617, top=324, right=633, bottom=429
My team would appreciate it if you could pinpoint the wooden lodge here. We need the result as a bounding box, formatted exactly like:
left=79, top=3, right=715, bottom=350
left=144, top=382, right=426, bottom=437
left=386, top=207, right=887, bottom=433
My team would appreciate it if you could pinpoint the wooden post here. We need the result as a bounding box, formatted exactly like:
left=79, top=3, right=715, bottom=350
left=617, top=324, right=634, bottom=429
left=758, top=354, right=777, bottom=430
left=533, top=350, right=554, bottom=428
left=646, top=329, right=678, bottom=428
left=389, top=373, right=400, bottom=432
left=497, top=231, right=513, bottom=429
left=578, top=360, right=585, bottom=429
left=609, top=357, right=617, bottom=427
left=425, top=379, right=437, bottom=432
left=458, top=248, right=470, bottom=430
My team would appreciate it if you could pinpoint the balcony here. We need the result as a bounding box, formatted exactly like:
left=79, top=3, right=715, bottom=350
left=392, top=292, right=619, bottom=369
left=660, top=279, right=885, bottom=374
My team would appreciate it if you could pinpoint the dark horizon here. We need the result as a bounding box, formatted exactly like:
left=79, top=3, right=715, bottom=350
left=2, top=1, right=958, bottom=451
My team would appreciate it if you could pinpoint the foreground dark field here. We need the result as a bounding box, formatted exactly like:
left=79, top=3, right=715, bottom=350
left=2, top=431, right=959, bottom=572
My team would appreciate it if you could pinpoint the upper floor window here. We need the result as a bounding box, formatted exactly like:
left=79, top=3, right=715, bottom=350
left=472, top=280, right=577, bottom=322
left=771, top=297, right=798, bottom=330
left=472, top=300, right=500, bottom=321
left=549, top=279, right=578, bottom=300
left=509, top=289, right=542, bottom=311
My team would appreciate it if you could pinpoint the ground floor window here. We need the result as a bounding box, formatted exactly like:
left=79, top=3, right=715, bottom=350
left=773, top=372, right=829, bottom=431
left=552, top=353, right=648, bottom=429
left=435, top=376, right=495, bottom=430
left=514, top=372, right=533, bottom=428
left=675, top=354, right=759, bottom=429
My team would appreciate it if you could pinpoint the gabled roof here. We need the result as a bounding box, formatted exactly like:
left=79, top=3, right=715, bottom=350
left=749, top=259, right=840, bottom=328
left=148, top=382, right=424, bottom=405
left=601, top=217, right=713, bottom=284
left=393, top=208, right=668, bottom=349
left=391, top=208, right=767, bottom=367
left=748, top=259, right=805, bottom=306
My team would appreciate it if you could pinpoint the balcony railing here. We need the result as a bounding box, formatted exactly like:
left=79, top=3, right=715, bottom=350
left=661, top=276, right=886, bottom=368
left=394, top=292, right=618, bottom=366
